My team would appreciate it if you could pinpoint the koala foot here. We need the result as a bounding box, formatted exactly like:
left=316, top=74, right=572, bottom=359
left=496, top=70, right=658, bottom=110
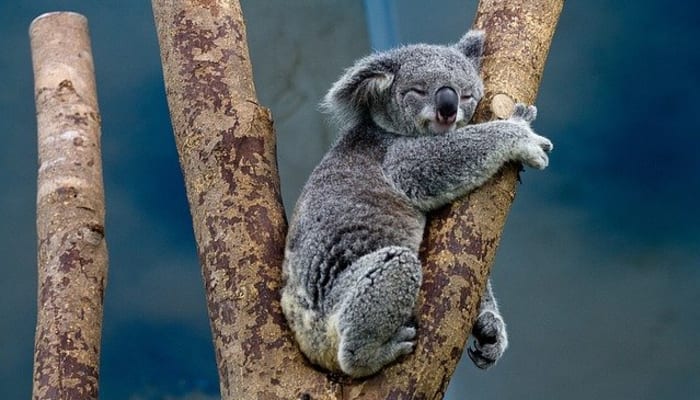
left=468, top=310, right=508, bottom=369
left=338, top=321, right=417, bottom=378
left=507, top=103, right=552, bottom=169
left=335, top=246, right=422, bottom=378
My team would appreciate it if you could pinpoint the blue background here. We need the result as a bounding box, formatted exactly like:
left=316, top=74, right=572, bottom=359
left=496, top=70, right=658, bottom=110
left=1, top=1, right=698, bottom=399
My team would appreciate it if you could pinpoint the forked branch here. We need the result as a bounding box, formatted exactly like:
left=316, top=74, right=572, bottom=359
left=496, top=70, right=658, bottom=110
left=152, top=0, right=562, bottom=398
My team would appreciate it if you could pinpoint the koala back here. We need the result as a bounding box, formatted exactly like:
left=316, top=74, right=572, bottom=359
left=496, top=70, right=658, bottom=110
left=284, top=123, right=425, bottom=311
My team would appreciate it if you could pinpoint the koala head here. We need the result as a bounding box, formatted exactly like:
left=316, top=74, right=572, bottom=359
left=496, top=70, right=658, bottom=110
left=321, top=30, right=485, bottom=136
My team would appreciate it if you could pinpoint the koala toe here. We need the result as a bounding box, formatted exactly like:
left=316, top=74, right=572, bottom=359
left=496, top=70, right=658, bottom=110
left=511, top=103, right=528, bottom=119
left=538, top=135, right=553, bottom=152
left=395, top=325, right=417, bottom=342
left=510, top=103, right=539, bottom=125
left=525, top=105, right=537, bottom=122
left=509, top=103, right=538, bottom=124
left=393, top=340, right=415, bottom=358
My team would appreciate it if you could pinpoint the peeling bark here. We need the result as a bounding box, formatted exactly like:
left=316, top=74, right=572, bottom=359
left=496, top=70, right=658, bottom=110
left=30, top=12, right=108, bottom=400
left=152, top=0, right=562, bottom=399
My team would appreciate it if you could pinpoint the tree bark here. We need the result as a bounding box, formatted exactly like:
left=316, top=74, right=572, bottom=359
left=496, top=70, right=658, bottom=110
left=151, top=1, right=315, bottom=398
left=30, top=12, right=108, bottom=400
left=152, top=0, right=562, bottom=399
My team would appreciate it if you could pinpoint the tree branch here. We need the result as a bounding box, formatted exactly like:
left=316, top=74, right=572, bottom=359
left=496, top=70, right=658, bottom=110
left=152, top=0, right=562, bottom=399
left=151, top=1, right=320, bottom=398
left=30, top=12, right=108, bottom=400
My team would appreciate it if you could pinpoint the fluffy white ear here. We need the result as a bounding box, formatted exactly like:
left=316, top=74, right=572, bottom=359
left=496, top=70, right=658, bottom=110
left=455, top=30, right=485, bottom=68
left=320, top=51, right=396, bottom=129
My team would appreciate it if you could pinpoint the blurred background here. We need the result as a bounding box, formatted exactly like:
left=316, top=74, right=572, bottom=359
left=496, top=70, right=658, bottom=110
left=2, top=1, right=699, bottom=399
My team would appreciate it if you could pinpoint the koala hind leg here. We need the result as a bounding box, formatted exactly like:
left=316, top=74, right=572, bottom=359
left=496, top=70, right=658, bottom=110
left=333, top=246, right=422, bottom=378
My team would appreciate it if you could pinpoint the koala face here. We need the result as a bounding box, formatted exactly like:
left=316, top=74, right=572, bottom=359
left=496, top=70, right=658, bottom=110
left=322, top=31, right=486, bottom=136
left=385, top=46, right=484, bottom=135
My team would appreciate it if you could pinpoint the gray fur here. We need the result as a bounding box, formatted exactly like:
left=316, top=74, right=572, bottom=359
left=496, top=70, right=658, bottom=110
left=281, top=30, right=552, bottom=377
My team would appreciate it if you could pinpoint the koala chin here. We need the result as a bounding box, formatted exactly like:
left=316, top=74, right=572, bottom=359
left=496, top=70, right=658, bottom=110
left=281, top=30, right=553, bottom=378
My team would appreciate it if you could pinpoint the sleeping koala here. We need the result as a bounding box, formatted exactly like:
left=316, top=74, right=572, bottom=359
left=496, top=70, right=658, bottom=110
left=281, top=30, right=552, bottom=378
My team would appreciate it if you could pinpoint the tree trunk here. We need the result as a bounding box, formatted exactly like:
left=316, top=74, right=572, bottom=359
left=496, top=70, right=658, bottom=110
left=30, top=12, right=108, bottom=400
left=151, top=1, right=310, bottom=398
left=152, top=0, right=562, bottom=399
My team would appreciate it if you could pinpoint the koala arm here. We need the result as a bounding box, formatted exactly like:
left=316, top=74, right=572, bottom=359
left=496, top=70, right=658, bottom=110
left=383, top=113, right=551, bottom=211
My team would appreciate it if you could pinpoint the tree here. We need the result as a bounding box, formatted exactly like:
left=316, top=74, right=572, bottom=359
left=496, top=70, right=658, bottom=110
left=30, top=1, right=563, bottom=399
left=152, top=1, right=562, bottom=398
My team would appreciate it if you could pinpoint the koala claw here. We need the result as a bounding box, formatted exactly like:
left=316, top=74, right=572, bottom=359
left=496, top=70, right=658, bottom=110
left=395, top=325, right=417, bottom=342
left=539, top=135, right=554, bottom=153
left=511, top=103, right=537, bottom=123
left=468, top=311, right=508, bottom=370
left=393, top=340, right=415, bottom=357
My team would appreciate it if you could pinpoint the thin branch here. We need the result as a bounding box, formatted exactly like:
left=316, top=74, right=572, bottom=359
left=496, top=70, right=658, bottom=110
left=30, top=12, right=108, bottom=400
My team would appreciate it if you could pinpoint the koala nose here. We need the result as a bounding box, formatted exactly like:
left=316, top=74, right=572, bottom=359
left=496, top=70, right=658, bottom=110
left=435, top=86, right=459, bottom=124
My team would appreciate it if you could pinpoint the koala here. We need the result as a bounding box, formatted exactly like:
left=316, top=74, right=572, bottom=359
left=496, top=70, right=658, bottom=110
left=281, top=30, right=552, bottom=378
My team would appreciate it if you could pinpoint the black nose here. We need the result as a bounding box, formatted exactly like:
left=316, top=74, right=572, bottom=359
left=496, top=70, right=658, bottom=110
left=435, top=86, right=458, bottom=122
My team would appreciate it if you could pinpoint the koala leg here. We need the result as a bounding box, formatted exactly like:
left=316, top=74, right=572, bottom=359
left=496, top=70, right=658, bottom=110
left=468, top=279, right=509, bottom=369
left=333, top=246, right=422, bottom=378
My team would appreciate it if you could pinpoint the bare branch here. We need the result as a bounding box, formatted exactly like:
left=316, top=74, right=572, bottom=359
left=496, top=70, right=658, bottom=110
left=30, top=12, right=108, bottom=400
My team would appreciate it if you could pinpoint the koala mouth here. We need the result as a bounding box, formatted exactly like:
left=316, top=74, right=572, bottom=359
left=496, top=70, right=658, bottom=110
left=417, top=109, right=462, bottom=135
left=415, top=116, right=458, bottom=135
left=429, top=119, right=457, bottom=134
left=428, top=111, right=464, bottom=134
left=436, top=112, right=457, bottom=125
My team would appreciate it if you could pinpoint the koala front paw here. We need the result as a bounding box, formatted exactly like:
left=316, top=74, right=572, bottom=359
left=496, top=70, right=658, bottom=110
left=517, top=132, right=553, bottom=170
left=510, top=103, right=537, bottom=123
left=468, top=311, right=508, bottom=369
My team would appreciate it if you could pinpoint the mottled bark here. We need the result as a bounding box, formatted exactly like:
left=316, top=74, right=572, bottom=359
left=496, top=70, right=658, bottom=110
left=30, top=12, right=108, bottom=400
left=152, top=0, right=562, bottom=399
left=151, top=1, right=319, bottom=399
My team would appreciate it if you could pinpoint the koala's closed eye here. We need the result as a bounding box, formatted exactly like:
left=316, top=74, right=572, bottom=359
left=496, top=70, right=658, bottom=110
left=404, top=87, right=427, bottom=97
left=460, top=92, right=474, bottom=100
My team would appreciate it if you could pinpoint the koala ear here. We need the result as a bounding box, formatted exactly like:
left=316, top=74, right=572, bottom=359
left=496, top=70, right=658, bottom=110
left=320, top=51, right=397, bottom=128
left=455, top=30, right=485, bottom=67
